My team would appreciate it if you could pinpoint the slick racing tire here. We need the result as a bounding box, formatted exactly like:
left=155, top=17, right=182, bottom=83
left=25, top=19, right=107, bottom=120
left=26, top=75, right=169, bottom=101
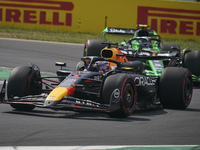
left=7, top=65, right=42, bottom=111
left=76, top=61, right=85, bottom=71
left=160, top=43, right=180, bottom=57
left=158, top=67, right=193, bottom=109
left=84, top=39, right=105, bottom=57
left=102, top=73, right=137, bottom=118
left=182, top=50, right=200, bottom=77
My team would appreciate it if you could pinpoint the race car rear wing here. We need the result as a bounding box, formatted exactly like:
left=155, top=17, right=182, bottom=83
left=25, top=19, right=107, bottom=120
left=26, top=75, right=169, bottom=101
left=125, top=52, right=179, bottom=61
left=101, top=27, right=158, bottom=41
left=101, top=27, right=136, bottom=41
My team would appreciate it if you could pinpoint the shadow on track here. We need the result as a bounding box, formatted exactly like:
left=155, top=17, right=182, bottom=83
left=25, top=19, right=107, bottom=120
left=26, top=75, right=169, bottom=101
left=3, top=106, right=168, bottom=122
left=175, top=108, right=200, bottom=112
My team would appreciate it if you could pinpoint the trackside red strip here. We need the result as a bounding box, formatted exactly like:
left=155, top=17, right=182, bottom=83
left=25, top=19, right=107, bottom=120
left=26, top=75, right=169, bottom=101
left=148, top=13, right=200, bottom=20
left=0, top=0, right=74, bottom=11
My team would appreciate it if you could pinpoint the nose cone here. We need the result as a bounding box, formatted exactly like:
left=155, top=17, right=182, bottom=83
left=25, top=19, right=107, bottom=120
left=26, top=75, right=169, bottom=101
left=44, top=100, right=58, bottom=107
left=44, top=87, right=69, bottom=107
left=46, top=87, right=69, bottom=101
left=44, top=86, right=75, bottom=107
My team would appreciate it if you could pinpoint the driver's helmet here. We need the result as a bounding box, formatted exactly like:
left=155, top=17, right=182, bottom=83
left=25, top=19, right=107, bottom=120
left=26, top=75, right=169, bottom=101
left=94, top=61, right=110, bottom=72
left=140, top=36, right=149, bottom=47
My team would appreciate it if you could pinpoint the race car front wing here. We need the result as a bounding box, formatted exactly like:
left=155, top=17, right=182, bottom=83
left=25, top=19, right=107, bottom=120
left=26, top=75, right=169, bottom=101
left=2, top=93, right=111, bottom=113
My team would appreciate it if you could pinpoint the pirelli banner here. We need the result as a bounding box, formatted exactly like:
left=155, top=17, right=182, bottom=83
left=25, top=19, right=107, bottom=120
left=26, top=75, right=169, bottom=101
left=0, top=0, right=200, bottom=41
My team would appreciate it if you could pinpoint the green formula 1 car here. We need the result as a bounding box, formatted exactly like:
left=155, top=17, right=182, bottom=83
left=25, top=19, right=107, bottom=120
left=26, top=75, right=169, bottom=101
left=83, top=25, right=200, bottom=85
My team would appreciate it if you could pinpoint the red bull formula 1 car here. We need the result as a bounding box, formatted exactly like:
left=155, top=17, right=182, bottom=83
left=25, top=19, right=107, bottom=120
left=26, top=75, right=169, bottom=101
left=0, top=55, right=193, bottom=118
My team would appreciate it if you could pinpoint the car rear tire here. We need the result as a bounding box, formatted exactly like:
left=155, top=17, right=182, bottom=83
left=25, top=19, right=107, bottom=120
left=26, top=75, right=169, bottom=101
left=158, top=67, right=193, bottom=109
left=76, top=61, right=85, bottom=71
left=102, top=73, right=137, bottom=118
left=182, top=50, right=200, bottom=77
left=160, top=43, right=180, bottom=57
left=84, top=39, right=105, bottom=57
left=7, top=65, right=42, bottom=111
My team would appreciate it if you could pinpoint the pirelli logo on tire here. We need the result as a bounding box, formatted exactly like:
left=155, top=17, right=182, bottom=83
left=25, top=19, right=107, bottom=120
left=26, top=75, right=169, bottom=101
left=0, top=0, right=74, bottom=27
left=137, top=6, right=200, bottom=41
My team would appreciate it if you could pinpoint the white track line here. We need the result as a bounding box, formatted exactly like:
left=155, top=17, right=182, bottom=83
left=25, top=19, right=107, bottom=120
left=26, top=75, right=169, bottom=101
left=0, top=145, right=199, bottom=150
left=0, top=37, right=84, bottom=46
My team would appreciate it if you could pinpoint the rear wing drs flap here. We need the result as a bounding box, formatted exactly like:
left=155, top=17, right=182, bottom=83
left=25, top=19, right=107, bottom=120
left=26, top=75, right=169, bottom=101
left=101, top=27, right=158, bottom=41
left=101, top=27, right=137, bottom=41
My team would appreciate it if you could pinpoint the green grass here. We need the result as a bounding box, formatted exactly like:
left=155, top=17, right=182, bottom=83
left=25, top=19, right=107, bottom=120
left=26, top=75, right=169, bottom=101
left=0, top=27, right=200, bottom=50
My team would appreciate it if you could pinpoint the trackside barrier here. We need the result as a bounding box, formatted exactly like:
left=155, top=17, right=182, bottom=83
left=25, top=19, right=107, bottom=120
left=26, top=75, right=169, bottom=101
left=0, top=0, right=200, bottom=41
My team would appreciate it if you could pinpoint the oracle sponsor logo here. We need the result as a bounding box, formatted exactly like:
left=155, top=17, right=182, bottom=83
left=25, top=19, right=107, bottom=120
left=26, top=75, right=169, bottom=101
left=137, top=6, right=200, bottom=36
left=0, top=0, right=74, bottom=26
left=134, top=76, right=156, bottom=86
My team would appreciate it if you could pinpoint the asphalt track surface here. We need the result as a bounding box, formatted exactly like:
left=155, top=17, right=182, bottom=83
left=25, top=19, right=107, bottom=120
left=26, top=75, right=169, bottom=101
left=0, top=38, right=200, bottom=147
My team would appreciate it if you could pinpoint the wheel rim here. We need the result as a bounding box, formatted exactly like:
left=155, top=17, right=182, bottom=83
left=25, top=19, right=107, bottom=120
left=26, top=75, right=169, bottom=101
left=124, top=83, right=134, bottom=109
